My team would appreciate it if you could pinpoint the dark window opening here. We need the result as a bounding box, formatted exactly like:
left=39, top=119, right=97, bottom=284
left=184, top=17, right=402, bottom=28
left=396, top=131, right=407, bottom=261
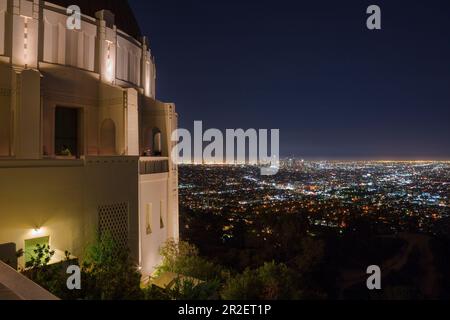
left=55, top=107, right=79, bottom=157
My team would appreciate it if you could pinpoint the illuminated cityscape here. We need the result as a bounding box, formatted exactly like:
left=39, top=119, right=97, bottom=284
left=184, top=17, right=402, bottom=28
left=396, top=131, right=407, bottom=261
left=1, top=0, right=450, bottom=305
left=178, top=160, right=450, bottom=298
left=180, top=160, right=450, bottom=236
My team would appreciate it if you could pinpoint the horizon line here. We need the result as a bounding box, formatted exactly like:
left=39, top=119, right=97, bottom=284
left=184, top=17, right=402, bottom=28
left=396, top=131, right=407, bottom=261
left=180, top=159, right=450, bottom=165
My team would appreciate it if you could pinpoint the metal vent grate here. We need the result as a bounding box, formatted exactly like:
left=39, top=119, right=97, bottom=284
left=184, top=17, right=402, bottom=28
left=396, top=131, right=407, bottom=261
left=98, top=202, right=129, bottom=249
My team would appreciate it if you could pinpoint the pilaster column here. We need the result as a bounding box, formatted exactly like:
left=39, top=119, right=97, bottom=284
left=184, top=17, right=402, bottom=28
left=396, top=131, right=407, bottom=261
left=11, top=0, right=39, bottom=68
left=125, top=88, right=139, bottom=156
left=96, top=9, right=116, bottom=84
left=141, top=36, right=152, bottom=98
left=11, top=68, right=41, bottom=159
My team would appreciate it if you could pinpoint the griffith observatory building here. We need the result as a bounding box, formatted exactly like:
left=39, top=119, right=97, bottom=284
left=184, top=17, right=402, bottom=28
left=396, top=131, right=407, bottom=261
left=0, top=0, right=179, bottom=278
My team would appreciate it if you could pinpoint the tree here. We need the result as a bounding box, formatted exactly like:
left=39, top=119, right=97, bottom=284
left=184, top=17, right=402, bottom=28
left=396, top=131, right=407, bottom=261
left=157, top=239, right=227, bottom=282
left=153, top=240, right=227, bottom=300
left=81, top=232, right=143, bottom=300
left=221, top=262, right=302, bottom=300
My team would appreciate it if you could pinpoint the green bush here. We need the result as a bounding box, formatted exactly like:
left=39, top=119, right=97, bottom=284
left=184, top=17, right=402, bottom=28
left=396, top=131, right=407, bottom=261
left=221, top=262, right=302, bottom=300
left=157, top=239, right=227, bottom=282
left=81, top=232, right=143, bottom=300
left=23, top=238, right=323, bottom=301
left=23, top=245, right=81, bottom=300
left=153, top=239, right=227, bottom=299
left=171, top=278, right=221, bottom=300
left=25, top=233, right=143, bottom=300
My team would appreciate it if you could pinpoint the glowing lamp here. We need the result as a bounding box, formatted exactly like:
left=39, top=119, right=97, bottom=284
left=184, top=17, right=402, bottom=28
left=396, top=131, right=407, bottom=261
left=32, top=228, right=43, bottom=236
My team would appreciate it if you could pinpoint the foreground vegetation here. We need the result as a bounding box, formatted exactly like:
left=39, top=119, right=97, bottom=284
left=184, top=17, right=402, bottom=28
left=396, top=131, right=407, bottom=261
left=23, top=234, right=318, bottom=300
left=22, top=212, right=450, bottom=300
left=180, top=208, right=450, bottom=299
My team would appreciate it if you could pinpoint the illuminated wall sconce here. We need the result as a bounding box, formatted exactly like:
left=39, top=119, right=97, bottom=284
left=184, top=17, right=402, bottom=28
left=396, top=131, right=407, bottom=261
left=32, top=227, right=43, bottom=236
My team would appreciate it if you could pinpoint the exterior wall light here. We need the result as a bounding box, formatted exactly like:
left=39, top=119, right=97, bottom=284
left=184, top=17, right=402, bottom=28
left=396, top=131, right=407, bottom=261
left=32, top=228, right=43, bottom=236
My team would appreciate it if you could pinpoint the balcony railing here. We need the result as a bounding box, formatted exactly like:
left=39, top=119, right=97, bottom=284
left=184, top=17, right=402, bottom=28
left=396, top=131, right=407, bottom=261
left=139, top=158, right=169, bottom=175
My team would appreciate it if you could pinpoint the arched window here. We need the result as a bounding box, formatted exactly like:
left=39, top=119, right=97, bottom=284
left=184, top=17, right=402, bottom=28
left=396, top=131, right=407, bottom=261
left=142, top=127, right=162, bottom=157
left=153, top=129, right=162, bottom=157
left=99, top=119, right=116, bottom=155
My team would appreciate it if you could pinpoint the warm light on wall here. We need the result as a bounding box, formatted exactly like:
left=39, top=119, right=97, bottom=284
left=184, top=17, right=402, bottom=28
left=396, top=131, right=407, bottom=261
left=23, top=17, right=29, bottom=66
left=145, top=60, right=151, bottom=96
left=31, top=227, right=43, bottom=236
left=105, top=41, right=114, bottom=83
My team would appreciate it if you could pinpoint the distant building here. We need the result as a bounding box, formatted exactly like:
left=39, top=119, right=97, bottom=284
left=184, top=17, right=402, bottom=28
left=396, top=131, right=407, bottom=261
left=0, top=0, right=179, bottom=277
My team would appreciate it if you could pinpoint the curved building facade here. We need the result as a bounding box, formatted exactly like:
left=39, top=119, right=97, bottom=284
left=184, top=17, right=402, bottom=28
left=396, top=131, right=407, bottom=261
left=0, top=0, right=179, bottom=278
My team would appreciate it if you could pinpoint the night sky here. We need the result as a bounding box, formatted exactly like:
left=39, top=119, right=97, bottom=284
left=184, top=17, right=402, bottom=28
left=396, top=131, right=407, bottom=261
left=129, top=0, right=450, bottom=160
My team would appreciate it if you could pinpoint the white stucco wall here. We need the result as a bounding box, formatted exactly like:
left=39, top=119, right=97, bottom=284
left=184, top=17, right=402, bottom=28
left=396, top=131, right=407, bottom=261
left=126, top=88, right=139, bottom=156
left=0, top=157, right=140, bottom=268
left=139, top=173, right=169, bottom=277
left=117, top=34, right=142, bottom=86
left=43, top=9, right=97, bottom=71
left=12, top=69, right=41, bottom=159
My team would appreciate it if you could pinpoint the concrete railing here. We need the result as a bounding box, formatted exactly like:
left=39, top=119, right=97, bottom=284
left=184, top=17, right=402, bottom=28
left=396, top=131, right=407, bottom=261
left=0, top=261, right=59, bottom=300
left=139, top=157, right=169, bottom=175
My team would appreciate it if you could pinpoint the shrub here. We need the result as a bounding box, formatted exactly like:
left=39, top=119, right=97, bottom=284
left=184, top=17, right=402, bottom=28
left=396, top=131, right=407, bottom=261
left=153, top=239, right=227, bottom=299
left=81, top=232, right=143, bottom=300
left=221, top=262, right=302, bottom=300
left=23, top=245, right=81, bottom=300
left=171, top=278, right=221, bottom=300
left=157, top=239, right=227, bottom=282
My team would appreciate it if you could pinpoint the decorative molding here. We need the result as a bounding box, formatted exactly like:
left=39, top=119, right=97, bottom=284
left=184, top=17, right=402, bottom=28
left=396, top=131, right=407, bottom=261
left=43, top=89, right=97, bottom=107
left=99, top=97, right=124, bottom=107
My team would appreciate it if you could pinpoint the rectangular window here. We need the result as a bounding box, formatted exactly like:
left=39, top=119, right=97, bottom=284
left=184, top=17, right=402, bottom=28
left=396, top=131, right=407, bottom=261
left=24, top=236, right=50, bottom=265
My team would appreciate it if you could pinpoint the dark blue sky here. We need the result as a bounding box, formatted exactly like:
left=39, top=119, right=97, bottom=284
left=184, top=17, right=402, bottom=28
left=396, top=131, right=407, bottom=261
left=129, top=0, right=450, bottom=159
